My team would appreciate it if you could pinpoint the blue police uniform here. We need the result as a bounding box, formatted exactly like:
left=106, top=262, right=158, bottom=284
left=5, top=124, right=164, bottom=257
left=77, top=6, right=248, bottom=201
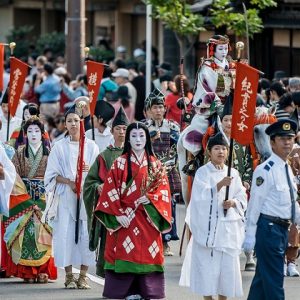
left=244, top=119, right=300, bottom=300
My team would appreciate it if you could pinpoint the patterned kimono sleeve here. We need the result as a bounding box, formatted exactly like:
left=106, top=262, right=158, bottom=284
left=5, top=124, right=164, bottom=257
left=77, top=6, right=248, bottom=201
left=242, top=146, right=253, bottom=185
left=11, top=149, right=22, bottom=176
left=94, top=159, right=123, bottom=231
left=143, top=166, right=172, bottom=233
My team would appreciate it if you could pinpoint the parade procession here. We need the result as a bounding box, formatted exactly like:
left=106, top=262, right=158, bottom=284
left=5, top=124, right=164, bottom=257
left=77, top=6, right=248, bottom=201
left=1, top=1, right=300, bottom=300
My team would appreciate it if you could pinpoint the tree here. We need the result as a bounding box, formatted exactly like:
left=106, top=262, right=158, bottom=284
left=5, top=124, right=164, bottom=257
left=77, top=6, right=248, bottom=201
left=210, top=0, right=278, bottom=38
left=144, top=0, right=205, bottom=57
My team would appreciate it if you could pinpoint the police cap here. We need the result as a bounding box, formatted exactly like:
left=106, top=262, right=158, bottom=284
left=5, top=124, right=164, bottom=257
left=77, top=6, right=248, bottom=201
left=265, top=118, right=297, bottom=137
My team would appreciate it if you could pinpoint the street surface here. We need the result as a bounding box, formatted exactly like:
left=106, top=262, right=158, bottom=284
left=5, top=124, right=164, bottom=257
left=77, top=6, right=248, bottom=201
left=1, top=204, right=300, bottom=300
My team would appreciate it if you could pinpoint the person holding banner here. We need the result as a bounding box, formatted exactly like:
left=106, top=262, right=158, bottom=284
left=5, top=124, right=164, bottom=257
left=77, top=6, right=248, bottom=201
left=43, top=105, right=99, bottom=289
left=0, top=92, right=22, bottom=142
left=85, top=100, right=115, bottom=153
left=244, top=119, right=300, bottom=300
left=179, top=132, right=247, bottom=299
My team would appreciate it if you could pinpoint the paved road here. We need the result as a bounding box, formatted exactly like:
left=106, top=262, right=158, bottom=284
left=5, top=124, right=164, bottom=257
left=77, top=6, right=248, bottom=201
left=1, top=204, right=300, bottom=300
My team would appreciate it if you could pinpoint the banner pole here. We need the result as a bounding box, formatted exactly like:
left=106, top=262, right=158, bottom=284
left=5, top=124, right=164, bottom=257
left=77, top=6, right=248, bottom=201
left=224, top=137, right=234, bottom=216
left=6, top=42, right=16, bottom=142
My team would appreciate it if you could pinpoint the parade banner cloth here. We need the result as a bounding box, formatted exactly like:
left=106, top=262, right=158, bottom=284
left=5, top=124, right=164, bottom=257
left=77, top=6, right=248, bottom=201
left=86, top=60, right=105, bottom=116
left=9, top=57, right=29, bottom=117
left=0, top=44, right=4, bottom=92
left=231, top=62, right=259, bottom=145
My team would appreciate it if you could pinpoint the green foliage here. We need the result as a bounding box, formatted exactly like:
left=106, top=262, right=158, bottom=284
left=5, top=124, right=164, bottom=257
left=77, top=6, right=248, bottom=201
left=36, top=31, right=65, bottom=56
left=88, top=47, right=114, bottom=63
left=250, top=0, right=277, bottom=10
left=6, top=27, right=65, bottom=59
left=144, top=0, right=205, bottom=36
left=6, top=25, right=34, bottom=59
left=210, top=0, right=278, bottom=37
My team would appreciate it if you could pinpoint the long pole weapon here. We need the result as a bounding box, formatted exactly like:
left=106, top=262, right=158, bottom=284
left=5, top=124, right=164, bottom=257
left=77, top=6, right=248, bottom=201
left=6, top=42, right=16, bottom=142
left=224, top=41, right=244, bottom=217
left=75, top=101, right=86, bottom=244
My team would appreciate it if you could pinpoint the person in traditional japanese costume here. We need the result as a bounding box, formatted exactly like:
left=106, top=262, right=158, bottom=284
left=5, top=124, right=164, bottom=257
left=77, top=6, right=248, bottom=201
left=43, top=104, right=99, bottom=289
left=179, top=133, right=247, bottom=300
left=83, top=106, right=129, bottom=278
left=203, top=97, right=253, bottom=189
left=95, top=122, right=172, bottom=300
left=85, top=99, right=115, bottom=153
left=9, top=103, right=50, bottom=150
left=0, top=144, right=16, bottom=277
left=192, top=34, right=236, bottom=112
left=144, top=88, right=180, bottom=256
left=4, top=117, right=57, bottom=283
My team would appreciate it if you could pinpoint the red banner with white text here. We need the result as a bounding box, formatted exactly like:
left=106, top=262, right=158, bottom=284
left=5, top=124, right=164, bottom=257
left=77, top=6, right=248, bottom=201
left=231, top=62, right=259, bottom=145
left=0, top=44, right=4, bottom=92
left=9, top=57, right=29, bottom=117
left=86, top=60, right=104, bottom=116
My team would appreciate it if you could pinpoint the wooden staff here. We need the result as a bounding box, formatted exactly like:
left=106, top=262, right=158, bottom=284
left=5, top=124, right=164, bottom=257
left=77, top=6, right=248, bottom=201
left=75, top=101, right=86, bottom=244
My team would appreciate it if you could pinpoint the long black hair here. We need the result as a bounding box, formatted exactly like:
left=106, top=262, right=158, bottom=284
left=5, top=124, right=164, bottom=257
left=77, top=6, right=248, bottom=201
left=16, top=104, right=40, bottom=147
left=122, top=122, right=155, bottom=184
left=23, top=118, right=49, bottom=157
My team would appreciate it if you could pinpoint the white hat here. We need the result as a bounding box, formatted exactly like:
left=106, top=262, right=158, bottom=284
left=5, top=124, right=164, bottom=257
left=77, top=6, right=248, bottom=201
left=112, top=68, right=129, bottom=78
left=117, top=45, right=127, bottom=53
left=133, top=48, right=145, bottom=58
left=54, top=66, right=67, bottom=75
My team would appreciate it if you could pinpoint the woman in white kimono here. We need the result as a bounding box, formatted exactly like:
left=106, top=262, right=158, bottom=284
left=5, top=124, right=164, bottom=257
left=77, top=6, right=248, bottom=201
left=43, top=105, right=99, bottom=289
left=180, top=132, right=247, bottom=300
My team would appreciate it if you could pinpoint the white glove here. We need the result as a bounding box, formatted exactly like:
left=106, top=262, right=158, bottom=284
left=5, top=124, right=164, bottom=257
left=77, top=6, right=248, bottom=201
left=137, top=195, right=150, bottom=205
left=116, top=215, right=131, bottom=228
left=242, top=236, right=256, bottom=253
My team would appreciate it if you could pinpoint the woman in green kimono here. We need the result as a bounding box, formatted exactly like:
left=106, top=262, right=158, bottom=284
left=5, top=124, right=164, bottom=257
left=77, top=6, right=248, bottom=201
left=4, top=117, right=57, bottom=283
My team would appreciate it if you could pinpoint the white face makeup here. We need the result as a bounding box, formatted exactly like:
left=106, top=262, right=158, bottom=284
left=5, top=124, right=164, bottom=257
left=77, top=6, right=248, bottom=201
left=27, top=124, right=42, bottom=146
left=129, top=128, right=147, bottom=153
left=23, top=109, right=31, bottom=121
left=214, top=44, right=228, bottom=62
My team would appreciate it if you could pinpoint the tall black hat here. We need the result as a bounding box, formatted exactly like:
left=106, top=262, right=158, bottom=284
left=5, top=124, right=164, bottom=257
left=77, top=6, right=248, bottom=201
left=94, top=100, right=115, bottom=123
left=207, top=132, right=229, bottom=150
left=145, top=88, right=165, bottom=108
left=64, top=104, right=79, bottom=118
left=112, top=106, right=129, bottom=128
left=1, top=87, right=9, bottom=104
left=221, top=95, right=233, bottom=119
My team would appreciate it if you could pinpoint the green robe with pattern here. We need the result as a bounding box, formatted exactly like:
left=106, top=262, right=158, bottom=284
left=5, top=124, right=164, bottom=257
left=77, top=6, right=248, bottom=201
left=83, top=145, right=123, bottom=277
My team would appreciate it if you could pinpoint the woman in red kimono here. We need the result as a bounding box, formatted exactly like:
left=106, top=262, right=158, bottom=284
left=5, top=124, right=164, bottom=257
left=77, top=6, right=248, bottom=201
left=95, top=122, right=172, bottom=299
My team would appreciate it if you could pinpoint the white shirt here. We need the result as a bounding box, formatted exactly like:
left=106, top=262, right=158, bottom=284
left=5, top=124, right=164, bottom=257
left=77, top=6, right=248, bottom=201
left=124, top=82, right=137, bottom=106
left=0, top=113, right=22, bottom=142
left=246, top=152, right=300, bottom=239
left=0, top=144, right=16, bottom=216
left=85, top=126, right=114, bottom=153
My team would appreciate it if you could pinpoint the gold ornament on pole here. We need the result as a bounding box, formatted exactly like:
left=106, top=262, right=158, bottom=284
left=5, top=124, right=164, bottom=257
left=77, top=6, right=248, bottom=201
left=9, top=42, right=16, bottom=56
left=84, top=47, right=90, bottom=60
left=236, top=41, right=244, bottom=60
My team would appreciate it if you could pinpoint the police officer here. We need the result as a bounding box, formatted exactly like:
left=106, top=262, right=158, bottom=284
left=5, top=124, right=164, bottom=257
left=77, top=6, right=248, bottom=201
left=244, top=119, right=300, bottom=300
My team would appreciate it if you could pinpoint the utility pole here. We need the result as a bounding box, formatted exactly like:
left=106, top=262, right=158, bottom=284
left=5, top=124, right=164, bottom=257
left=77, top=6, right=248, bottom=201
left=66, top=0, right=86, bottom=78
